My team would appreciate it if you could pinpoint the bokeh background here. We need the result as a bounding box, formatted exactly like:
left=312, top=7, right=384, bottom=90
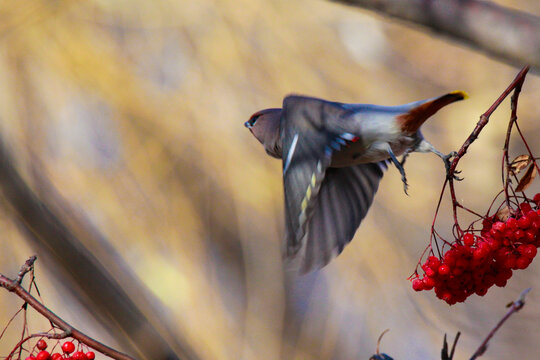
left=0, top=0, right=539, bottom=359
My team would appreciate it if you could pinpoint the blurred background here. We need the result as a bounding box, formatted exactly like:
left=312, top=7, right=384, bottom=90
left=0, top=0, right=539, bottom=359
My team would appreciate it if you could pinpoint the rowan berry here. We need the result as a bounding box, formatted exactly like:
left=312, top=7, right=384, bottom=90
left=72, top=351, right=86, bottom=360
left=516, top=256, right=532, bottom=269
left=412, top=279, right=424, bottom=291
left=86, top=352, right=95, bottom=360
left=37, top=340, right=48, bottom=350
left=507, top=217, right=518, bottom=230
left=463, top=233, right=475, bottom=246
left=427, top=256, right=440, bottom=270
left=36, top=351, right=50, bottom=360
left=438, top=264, right=450, bottom=275
left=62, top=341, right=75, bottom=354
left=520, top=202, right=533, bottom=214
left=519, top=216, right=532, bottom=229
left=492, top=222, right=506, bottom=232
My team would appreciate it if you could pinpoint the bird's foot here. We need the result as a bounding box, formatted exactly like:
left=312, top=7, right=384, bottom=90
left=443, top=151, right=463, bottom=181
left=400, top=151, right=410, bottom=168
left=401, top=174, right=409, bottom=196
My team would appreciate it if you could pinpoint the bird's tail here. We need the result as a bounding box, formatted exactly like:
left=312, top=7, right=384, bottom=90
left=398, top=90, right=468, bottom=134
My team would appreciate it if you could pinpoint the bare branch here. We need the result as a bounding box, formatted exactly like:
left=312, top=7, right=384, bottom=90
left=1, top=257, right=135, bottom=360
left=15, top=255, right=37, bottom=285
left=469, top=288, right=531, bottom=359
left=330, top=0, right=540, bottom=72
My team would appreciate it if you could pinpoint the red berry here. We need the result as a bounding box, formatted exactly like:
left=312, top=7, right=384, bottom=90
left=520, top=244, right=537, bottom=258
left=86, top=352, right=95, bottom=360
left=424, top=267, right=436, bottom=277
left=515, top=229, right=525, bottom=240
left=428, top=256, right=441, bottom=270
left=492, top=222, right=506, bottom=232
left=520, top=203, right=533, bottom=214
left=442, top=292, right=455, bottom=305
left=438, top=264, right=450, bottom=275
left=483, top=274, right=496, bottom=287
left=504, top=255, right=517, bottom=269
left=25, top=357, right=36, bottom=360
left=495, top=277, right=508, bottom=287
left=62, top=341, right=75, bottom=354
left=519, top=216, right=532, bottom=230
left=72, top=351, right=86, bottom=360
left=473, top=247, right=489, bottom=263
left=476, top=287, right=488, bottom=296
left=485, top=237, right=501, bottom=251
left=507, top=217, right=518, bottom=230
left=456, top=257, right=470, bottom=269
left=516, top=256, right=532, bottom=269
left=524, top=229, right=536, bottom=243
left=412, top=279, right=424, bottom=291
left=36, top=350, right=50, bottom=360
left=422, top=277, right=435, bottom=290
left=527, top=210, right=538, bottom=221
left=463, top=233, right=475, bottom=246
left=37, top=340, right=48, bottom=350
left=444, top=251, right=457, bottom=266
left=51, top=354, right=62, bottom=360
left=533, top=193, right=540, bottom=204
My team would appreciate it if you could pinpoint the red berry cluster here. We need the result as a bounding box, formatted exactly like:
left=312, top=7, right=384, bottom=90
left=24, top=340, right=96, bottom=360
left=412, top=195, right=540, bottom=305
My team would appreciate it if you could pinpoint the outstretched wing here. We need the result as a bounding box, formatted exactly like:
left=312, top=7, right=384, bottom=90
left=280, top=95, right=383, bottom=272
left=291, top=163, right=384, bottom=273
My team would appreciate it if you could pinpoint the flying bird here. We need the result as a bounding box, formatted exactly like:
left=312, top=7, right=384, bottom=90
left=245, top=91, right=467, bottom=273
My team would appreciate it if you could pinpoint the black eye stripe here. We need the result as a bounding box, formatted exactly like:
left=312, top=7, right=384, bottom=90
left=248, top=114, right=261, bottom=126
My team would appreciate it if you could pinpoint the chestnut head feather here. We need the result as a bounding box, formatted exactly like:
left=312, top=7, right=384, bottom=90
left=245, top=108, right=283, bottom=158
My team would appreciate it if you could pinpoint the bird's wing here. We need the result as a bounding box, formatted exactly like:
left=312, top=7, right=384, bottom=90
left=291, top=163, right=384, bottom=273
left=280, top=95, right=384, bottom=273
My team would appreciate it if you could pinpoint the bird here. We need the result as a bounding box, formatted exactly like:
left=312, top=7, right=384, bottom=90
left=245, top=91, right=467, bottom=274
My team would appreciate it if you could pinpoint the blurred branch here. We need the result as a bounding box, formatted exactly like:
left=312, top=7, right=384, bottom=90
left=330, top=0, right=540, bottom=72
left=0, top=136, right=198, bottom=360
left=0, top=256, right=135, bottom=360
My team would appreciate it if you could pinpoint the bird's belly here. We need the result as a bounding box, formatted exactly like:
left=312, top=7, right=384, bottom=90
left=330, top=139, right=411, bottom=168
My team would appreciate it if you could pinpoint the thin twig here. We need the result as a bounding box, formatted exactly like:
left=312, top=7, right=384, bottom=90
left=15, top=255, right=37, bottom=285
left=430, top=66, right=530, bottom=234
left=469, top=288, right=531, bottom=360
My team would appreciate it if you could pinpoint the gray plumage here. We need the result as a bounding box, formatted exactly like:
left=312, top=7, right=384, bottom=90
left=245, top=91, right=466, bottom=273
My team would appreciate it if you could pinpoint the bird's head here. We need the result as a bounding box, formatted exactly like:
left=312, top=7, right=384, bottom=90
left=245, top=108, right=283, bottom=158
left=244, top=108, right=282, bottom=144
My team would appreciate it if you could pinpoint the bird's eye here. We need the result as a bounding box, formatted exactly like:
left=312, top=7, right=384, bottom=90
left=245, top=113, right=261, bottom=128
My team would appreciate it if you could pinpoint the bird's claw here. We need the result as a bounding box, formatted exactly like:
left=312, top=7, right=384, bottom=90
left=443, top=151, right=463, bottom=181
left=402, top=175, right=409, bottom=196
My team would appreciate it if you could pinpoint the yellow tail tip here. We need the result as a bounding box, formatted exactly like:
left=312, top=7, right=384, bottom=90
left=450, top=90, right=469, bottom=100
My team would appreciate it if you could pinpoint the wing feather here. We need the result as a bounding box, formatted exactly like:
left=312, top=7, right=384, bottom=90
left=280, top=95, right=384, bottom=273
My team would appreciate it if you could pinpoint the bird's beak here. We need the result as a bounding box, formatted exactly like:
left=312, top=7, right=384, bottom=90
left=244, top=121, right=252, bottom=129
